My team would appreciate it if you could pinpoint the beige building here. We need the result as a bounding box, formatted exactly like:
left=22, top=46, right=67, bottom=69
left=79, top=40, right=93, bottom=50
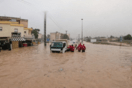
left=24, top=28, right=32, bottom=35
left=0, top=16, right=33, bottom=49
left=38, top=33, right=43, bottom=39
left=0, top=16, right=28, bottom=28
left=0, top=21, right=33, bottom=38
left=0, top=21, right=24, bottom=37
left=0, top=16, right=33, bottom=38
left=50, top=32, right=61, bottom=41
left=50, top=32, right=70, bottom=42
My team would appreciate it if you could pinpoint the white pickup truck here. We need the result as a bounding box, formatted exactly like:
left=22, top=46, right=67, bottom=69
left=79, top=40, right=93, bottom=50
left=50, top=39, right=68, bottom=53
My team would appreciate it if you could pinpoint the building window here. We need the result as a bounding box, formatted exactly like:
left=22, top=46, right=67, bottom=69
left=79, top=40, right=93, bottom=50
left=14, top=28, right=18, bottom=32
left=24, top=31, right=26, bottom=33
left=0, top=27, right=2, bottom=31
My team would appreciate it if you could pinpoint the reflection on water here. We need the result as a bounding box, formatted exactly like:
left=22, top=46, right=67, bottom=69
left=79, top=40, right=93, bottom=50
left=0, top=43, right=132, bottom=88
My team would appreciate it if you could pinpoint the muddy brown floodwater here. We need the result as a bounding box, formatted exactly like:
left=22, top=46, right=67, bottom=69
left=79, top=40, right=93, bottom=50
left=0, top=42, right=132, bottom=88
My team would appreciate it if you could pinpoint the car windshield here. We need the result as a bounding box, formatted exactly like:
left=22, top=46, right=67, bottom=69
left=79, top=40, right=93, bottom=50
left=51, top=42, right=63, bottom=47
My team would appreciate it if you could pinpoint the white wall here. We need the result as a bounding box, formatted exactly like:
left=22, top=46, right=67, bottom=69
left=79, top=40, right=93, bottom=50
left=90, top=39, right=97, bottom=43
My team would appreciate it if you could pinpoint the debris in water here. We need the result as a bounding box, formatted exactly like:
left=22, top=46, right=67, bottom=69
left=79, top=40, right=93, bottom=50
left=97, top=70, right=100, bottom=72
left=59, top=68, right=63, bottom=71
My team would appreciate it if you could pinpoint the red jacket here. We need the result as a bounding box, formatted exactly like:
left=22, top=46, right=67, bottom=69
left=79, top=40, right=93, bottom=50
left=77, top=43, right=81, bottom=49
left=67, top=45, right=71, bottom=49
left=70, top=46, right=75, bottom=51
left=78, top=45, right=82, bottom=51
left=77, top=43, right=81, bottom=47
left=81, top=44, right=86, bottom=50
left=68, top=45, right=75, bottom=51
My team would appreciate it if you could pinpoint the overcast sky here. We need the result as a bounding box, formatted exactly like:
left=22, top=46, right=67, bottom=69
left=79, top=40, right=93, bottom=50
left=0, top=0, right=132, bottom=38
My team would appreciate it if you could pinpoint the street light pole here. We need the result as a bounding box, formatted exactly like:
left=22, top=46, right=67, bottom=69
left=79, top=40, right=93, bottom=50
left=81, top=18, right=83, bottom=43
left=78, top=34, right=80, bottom=42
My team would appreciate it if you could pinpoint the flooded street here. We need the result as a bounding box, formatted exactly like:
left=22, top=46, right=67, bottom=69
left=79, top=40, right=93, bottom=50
left=0, top=42, right=132, bottom=88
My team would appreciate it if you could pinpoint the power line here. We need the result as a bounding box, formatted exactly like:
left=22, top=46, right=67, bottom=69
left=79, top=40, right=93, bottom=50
left=17, top=0, right=65, bottom=31
left=48, top=14, right=63, bottom=30
left=17, top=0, right=32, bottom=5
left=9, top=0, right=65, bottom=33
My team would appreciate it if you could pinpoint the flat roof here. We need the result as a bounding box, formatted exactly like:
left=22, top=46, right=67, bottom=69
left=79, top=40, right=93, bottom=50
left=0, top=16, right=28, bottom=21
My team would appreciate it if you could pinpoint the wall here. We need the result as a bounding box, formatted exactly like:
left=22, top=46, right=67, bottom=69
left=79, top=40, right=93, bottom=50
left=28, top=30, right=31, bottom=35
left=0, top=24, right=10, bottom=37
left=90, top=39, right=97, bottom=43
left=50, top=32, right=65, bottom=41
left=0, top=24, right=24, bottom=37
left=10, top=26, right=24, bottom=37
left=50, top=33, right=56, bottom=41
left=20, top=20, right=28, bottom=28
left=24, top=30, right=29, bottom=36
left=67, top=34, right=70, bottom=39
left=55, top=32, right=61, bottom=39
left=38, top=34, right=42, bottom=39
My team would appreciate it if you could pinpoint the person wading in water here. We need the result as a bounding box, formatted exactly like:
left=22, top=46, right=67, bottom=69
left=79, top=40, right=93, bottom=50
left=81, top=44, right=86, bottom=52
left=77, top=43, right=82, bottom=52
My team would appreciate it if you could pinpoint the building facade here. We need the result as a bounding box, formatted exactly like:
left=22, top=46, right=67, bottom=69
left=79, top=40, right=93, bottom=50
left=50, top=32, right=61, bottom=41
left=0, top=16, right=33, bottom=49
left=0, top=16, right=28, bottom=28
left=0, top=22, right=24, bottom=37
left=50, top=32, right=70, bottom=42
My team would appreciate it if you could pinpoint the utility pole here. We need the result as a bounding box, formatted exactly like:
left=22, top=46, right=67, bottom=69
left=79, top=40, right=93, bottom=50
left=44, top=12, right=46, bottom=46
left=66, top=30, right=67, bottom=34
left=81, top=18, right=83, bottom=43
left=78, top=34, right=80, bottom=43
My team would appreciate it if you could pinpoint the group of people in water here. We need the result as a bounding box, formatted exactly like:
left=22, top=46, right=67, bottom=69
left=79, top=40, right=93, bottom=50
left=67, top=43, right=86, bottom=52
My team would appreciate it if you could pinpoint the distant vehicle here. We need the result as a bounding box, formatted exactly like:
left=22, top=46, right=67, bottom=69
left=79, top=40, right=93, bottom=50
left=50, top=39, right=68, bottom=53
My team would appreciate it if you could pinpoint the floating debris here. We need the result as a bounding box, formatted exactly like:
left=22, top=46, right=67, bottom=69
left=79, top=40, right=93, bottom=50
left=59, top=68, right=63, bottom=71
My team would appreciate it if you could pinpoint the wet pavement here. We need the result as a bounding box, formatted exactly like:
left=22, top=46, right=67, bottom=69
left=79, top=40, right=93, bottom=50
left=0, top=42, right=132, bottom=88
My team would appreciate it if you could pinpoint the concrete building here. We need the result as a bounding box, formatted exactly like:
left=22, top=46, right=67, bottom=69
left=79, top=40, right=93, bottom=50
left=38, top=33, right=43, bottom=39
left=50, top=32, right=61, bottom=41
left=50, top=32, right=70, bottom=42
left=0, top=21, right=33, bottom=38
left=90, top=39, right=97, bottom=43
left=0, top=16, right=33, bottom=38
left=0, top=21, right=24, bottom=37
left=0, top=21, right=26, bottom=49
left=0, top=16, right=34, bottom=49
left=0, top=16, right=28, bottom=28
